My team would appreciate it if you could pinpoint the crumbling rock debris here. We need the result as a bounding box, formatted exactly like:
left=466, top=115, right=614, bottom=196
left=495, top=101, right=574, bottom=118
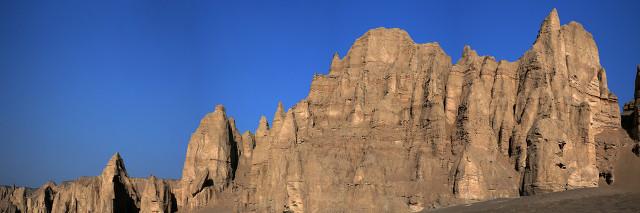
left=2, top=8, right=638, bottom=213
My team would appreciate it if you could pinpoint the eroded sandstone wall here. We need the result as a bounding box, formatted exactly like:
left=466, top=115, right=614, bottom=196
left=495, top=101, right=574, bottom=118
left=2, top=9, right=638, bottom=213
left=0, top=153, right=178, bottom=213
left=177, top=9, right=633, bottom=212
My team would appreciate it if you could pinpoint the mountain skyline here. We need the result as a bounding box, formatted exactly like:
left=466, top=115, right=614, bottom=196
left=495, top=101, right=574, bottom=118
left=1, top=0, right=639, bottom=188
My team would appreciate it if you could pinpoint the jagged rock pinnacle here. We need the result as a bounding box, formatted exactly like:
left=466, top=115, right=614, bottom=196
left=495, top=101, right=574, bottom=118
left=535, top=8, right=561, bottom=45
left=256, top=115, right=270, bottom=137
left=544, top=8, right=560, bottom=30
left=458, top=45, right=479, bottom=64
left=214, top=104, right=226, bottom=113
left=271, top=101, right=286, bottom=134
left=101, top=152, right=128, bottom=178
left=331, top=52, right=340, bottom=64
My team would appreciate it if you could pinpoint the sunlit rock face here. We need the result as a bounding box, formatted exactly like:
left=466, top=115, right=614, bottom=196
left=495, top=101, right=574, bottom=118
left=175, top=9, right=631, bottom=212
left=0, top=153, right=174, bottom=213
left=2, top=9, right=637, bottom=213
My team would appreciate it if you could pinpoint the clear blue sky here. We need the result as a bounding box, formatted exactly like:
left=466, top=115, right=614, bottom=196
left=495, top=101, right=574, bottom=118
left=1, top=0, right=638, bottom=187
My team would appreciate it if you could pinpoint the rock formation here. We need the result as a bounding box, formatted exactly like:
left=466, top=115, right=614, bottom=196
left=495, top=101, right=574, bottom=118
left=622, top=65, right=640, bottom=140
left=1, top=8, right=638, bottom=213
left=0, top=185, right=28, bottom=213
left=138, top=176, right=176, bottom=213
left=176, top=9, right=635, bottom=212
left=0, top=153, right=177, bottom=213
left=179, top=104, right=238, bottom=209
left=622, top=65, right=640, bottom=157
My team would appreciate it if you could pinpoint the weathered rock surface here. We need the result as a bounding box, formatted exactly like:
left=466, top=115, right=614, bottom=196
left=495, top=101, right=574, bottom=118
left=188, top=9, right=634, bottom=212
left=0, top=153, right=178, bottom=213
left=178, top=104, right=239, bottom=210
left=3, top=8, right=638, bottom=213
left=622, top=65, right=640, bottom=158
left=622, top=65, right=640, bottom=140
left=0, top=185, right=28, bottom=213
left=137, top=176, right=177, bottom=213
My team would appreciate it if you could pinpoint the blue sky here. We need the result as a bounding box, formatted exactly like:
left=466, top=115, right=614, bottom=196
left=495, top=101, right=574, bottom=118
left=1, top=0, right=638, bottom=187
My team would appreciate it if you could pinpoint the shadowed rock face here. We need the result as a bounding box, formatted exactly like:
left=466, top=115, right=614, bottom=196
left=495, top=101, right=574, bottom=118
left=622, top=65, right=640, bottom=158
left=1, top=9, right=638, bottom=213
left=622, top=65, right=640, bottom=140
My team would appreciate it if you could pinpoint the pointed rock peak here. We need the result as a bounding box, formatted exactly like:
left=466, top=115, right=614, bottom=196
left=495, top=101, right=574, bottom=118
left=228, top=117, right=238, bottom=129
left=328, top=52, right=343, bottom=75
left=532, top=8, right=564, bottom=50
left=271, top=102, right=287, bottom=135
left=545, top=8, right=560, bottom=26
left=548, top=8, right=559, bottom=19
left=204, top=104, right=228, bottom=124
left=455, top=45, right=480, bottom=65
left=277, top=109, right=298, bottom=142
left=332, top=52, right=341, bottom=63
left=110, top=152, right=123, bottom=163
left=462, top=45, right=478, bottom=58
left=277, top=101, right=284, bottom=112
left=214, top=104, right=226, bottom=114
left=256, top=115, right=270, bottom=138
left=259, top=115, right=270, bottom=129
left=241, top=131, right=256, bottom=151
left=102, top=152, right=128, bottom=178
left=274, top=101, right=285, bottom=120
left=538, top=8, right=561, bottom=35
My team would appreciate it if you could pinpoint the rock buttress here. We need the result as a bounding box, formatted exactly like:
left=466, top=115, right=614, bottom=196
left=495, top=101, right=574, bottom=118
left=173, top=9, right=633, bottom=212
left=179, top=105, right=240, bottom=209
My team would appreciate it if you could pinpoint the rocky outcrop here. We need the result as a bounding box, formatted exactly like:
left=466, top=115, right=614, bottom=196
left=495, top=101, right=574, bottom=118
left=26, top=181, right=55, bottom=213
left=622, top=65, right=640, bottom=158
left=622, top=65, right=640, bottom=141
left=4, top=8, right=638, bottom=213
left=48, top=153, right=140, bottom=213
left=178, top=104, right=243, bottom=210
left=0, top=153, right=177, bottom=213
left=138, top=176, right=176, bottom=213
left=178, top=9, right=633, bottom=212
left=0, top=185, right=28, bottom=213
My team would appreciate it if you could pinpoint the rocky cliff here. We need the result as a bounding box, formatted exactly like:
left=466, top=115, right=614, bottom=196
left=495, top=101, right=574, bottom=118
left=1, top=153, right=178, bottom=213
left=1, top=9, right=638, bottom=213
left=622, top=65, right=640, bottom=157
left=622, top=65, right=640, bottom=140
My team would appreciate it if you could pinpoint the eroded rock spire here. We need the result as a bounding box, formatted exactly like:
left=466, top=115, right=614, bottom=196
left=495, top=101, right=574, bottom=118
left=271, top=101, right=286, bottom=135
